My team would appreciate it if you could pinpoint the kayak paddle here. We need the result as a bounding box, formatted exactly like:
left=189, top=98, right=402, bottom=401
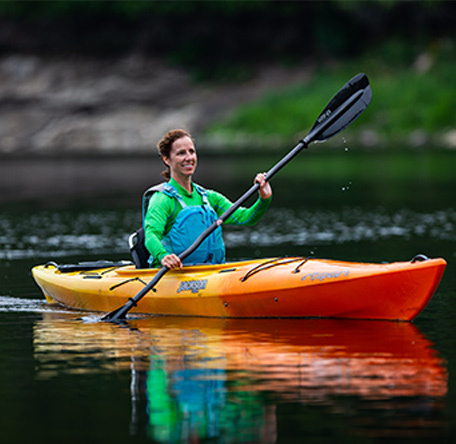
left=101, top=72, right=372, bottom=322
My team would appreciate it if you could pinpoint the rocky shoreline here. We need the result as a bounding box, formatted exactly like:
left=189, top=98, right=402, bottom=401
left=0, top=54, right=312, bottom=156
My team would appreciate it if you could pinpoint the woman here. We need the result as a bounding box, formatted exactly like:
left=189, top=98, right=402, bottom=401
left=144, top=129, right=272, bottom=269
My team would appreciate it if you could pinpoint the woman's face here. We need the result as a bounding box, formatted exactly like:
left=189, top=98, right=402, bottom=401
left=163, top=136, right=198, bottom=180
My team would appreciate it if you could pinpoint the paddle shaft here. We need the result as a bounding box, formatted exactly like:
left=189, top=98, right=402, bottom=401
left=102, top=76, right=370, bottom=321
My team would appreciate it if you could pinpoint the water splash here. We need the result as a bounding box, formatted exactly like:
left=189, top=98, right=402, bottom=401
left=342, top=137, right=349, bottom=152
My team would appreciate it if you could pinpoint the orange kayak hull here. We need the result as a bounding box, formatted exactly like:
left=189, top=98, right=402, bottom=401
left=31, top=256, right=446, bottom=321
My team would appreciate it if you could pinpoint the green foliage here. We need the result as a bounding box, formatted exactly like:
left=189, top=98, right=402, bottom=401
left=1, top=0, right=455, bottom=83
left=206, top=74, right=347, bottom=139
left=204, top=47, right=456, bottom=146
left=369, top=66, right=456, bottom=134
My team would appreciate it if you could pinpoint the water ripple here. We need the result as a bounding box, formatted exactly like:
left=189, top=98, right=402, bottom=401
left=226, top=207, right=456, bottom=247
left=0, top=295, right=76, bottom=313
left=0, top=209, right=139, bottom=259
left=1, top=206, right=455, bottom=259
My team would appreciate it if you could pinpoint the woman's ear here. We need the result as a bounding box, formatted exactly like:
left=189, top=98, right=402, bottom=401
left=162, top=156, right=170, bottom=167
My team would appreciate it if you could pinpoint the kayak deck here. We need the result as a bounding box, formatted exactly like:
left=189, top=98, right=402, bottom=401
left=31, top=255, right=447, bottom=321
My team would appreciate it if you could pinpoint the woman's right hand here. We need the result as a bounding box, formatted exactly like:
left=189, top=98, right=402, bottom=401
left=255, top=172, right=272, bottom=200
left=161, top=254, right=183, bottom=270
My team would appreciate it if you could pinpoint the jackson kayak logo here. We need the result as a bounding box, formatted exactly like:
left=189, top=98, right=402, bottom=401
left=301, top=270, right=350, bottom=282
left=177, top=279, right=208, bottom=294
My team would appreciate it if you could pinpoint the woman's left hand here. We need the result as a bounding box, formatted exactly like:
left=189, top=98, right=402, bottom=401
left=255, top=173, right=272, bottom=200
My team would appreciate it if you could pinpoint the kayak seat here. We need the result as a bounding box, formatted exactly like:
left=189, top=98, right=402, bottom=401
left=129, top=228, right=150, bottom=269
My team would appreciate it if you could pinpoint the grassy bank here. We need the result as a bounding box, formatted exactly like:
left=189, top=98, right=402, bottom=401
left=202, top=51, right=456, bottom=151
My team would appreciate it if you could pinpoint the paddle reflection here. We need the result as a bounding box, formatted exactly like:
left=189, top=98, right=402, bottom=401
left=33, top=314, right=448, bottom=442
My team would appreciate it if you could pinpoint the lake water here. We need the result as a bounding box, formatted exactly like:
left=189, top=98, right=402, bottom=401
left=1, top=150, right=456, bottom=443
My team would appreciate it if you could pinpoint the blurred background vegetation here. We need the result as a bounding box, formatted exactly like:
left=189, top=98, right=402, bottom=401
left=0, top=0, right=455, bottom=151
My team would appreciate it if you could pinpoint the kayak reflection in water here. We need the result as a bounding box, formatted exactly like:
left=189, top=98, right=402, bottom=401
left=143, top=129, right=272, bottom=269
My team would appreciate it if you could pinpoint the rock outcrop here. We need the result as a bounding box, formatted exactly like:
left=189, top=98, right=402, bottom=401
left=0, top=54, right=213, bottom=155
left=0, top=54, right=311, bottom=155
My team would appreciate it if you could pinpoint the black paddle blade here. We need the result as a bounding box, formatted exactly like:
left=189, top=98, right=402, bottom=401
left=309, top=73, right=372, bottom=143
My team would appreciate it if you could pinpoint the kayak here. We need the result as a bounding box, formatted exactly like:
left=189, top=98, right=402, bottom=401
left=31, top=254, right=446, bottom=321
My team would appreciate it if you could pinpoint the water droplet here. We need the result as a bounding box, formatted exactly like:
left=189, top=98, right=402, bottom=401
left=342, top=137, right=349, bottom=152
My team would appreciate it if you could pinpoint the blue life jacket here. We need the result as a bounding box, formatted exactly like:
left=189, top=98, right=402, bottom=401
left=143, top=182, right=225, bottom=266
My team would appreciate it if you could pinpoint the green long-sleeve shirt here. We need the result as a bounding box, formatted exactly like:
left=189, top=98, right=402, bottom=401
left=144, top=178, right=272, bottom=267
